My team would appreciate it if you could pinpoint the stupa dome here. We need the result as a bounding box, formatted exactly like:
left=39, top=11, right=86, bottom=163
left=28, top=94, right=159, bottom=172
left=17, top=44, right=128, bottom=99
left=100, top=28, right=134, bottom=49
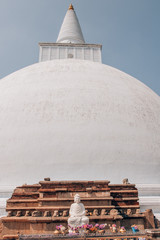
left=0, top=59, right=160, bottom=186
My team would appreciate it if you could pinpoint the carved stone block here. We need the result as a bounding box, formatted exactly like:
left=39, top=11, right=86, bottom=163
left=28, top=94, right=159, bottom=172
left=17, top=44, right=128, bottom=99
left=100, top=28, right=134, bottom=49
left=136, top=208, right=141, bottom=214
left=53, top=210, right=59, bottom=217
left=127, top=209, right=132, bottom=215
left=85, top=210, right=89, bottom=216
left=44, top=211, right=51, bottom=217
left=93, top=209, right=99, bottom=216
left=101, top=209, right=106, bottom=215
left=16, top=211, right=22, bottom=217
left=123, top=178, right=130, bottom=184
left=62, top=210, right=68, bottom=217
left=32, top=211, right=41, bottom=217
left=109, top=209, right=119, bottom=217
left=44, top=178, right=50, bottom=181
left=7, top=211, right=12, bottom=217
left=25, top=211, right=31, bottom=217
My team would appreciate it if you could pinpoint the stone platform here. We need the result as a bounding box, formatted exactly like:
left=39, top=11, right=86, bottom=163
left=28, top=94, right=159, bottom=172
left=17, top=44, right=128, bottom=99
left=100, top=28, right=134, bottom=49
left=4, top=231, right=148, bottom=240
left=3, top=230, right=160, bottom=240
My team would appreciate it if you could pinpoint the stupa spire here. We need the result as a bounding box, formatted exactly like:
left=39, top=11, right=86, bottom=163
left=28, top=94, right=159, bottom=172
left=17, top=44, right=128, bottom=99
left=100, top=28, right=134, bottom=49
left=56, top=4, right=85, bottom=44
left=68, top=4, right=74, bottom=10
left=39, top=3, right=102, bottom=63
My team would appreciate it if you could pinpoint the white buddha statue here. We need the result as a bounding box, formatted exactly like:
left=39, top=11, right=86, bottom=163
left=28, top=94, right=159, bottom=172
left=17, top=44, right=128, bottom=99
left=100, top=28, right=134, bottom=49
left=68, top=194, right=89, bottom=228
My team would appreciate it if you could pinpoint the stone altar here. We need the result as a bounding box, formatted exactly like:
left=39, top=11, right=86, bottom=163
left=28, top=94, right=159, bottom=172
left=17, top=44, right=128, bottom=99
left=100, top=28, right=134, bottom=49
left=0, top=180, right=157, bottom=239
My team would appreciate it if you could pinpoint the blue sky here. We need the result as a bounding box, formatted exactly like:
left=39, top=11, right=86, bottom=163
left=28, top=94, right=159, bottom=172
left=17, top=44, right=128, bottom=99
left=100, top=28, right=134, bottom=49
left=0, top=0, right=160, bottom=95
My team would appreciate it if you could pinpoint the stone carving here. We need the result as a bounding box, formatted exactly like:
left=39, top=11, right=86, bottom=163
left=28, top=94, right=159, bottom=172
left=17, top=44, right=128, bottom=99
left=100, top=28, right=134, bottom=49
left=25, top=211, right=31, bottom=217
left=16, top=211, right=22, bottom=217
left=32, top=211, right=41, bottom=217
left=101, top=209, right=106, bottom=215
left=44, top=211, right=51, bottom=217
left=62, top=210, right=68, bottom=217
left=93, top=209, right=99, bottom=216
left=7, top=211, right=12, bottom=217
left=85, top=210, right=89, bottom=216
left=136, top=209, right=141, bottom=214
left=127, top=209, right=132, bottom=215
left=109, top=209, right=119, bottom=217
left=123, top=178, right=130, bottom=184
left=68, top=194, right=89, bottom=229
left=53, top=210, right=59, bottom=217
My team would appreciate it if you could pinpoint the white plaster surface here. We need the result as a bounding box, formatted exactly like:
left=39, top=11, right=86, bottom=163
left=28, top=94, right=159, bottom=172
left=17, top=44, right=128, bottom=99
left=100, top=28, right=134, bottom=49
left=137, top=184, right=160, bottom=220
left=0, top=186, right=14, bottom=217
left=57, top=8, right=85, bottom=43
left=39, top=45, right=102, bottom=63
left=0, top=60, right=160, bottom=187
left=137, top=184, right=160, bottom=196
left=0, top=199, right=7, bottom=217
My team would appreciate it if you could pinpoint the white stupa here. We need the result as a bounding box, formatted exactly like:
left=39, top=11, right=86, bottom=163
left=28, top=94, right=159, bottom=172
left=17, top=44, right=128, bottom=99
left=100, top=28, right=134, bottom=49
left=0, top=4, right=160, bottom=219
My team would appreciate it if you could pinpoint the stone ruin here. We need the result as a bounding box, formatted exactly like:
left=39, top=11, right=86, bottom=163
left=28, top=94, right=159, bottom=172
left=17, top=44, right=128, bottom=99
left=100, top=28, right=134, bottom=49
left=0, top=180, right=157, bottom=239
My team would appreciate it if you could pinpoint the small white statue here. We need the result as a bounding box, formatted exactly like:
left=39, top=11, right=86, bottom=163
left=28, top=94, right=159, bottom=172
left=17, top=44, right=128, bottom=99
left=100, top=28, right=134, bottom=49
left=68, top=194, right=89, bottom=229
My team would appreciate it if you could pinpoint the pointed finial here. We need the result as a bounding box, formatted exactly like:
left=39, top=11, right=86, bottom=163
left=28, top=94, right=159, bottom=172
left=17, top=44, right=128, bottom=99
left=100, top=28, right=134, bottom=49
left=68, top=4, right=74, bottom=10
left=57, top=2, right=85, bottom=43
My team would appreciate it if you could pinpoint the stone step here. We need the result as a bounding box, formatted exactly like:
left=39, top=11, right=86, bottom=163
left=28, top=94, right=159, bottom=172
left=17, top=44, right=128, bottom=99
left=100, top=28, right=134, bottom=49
left=6, top=205, right=116, bottom=211
left=2, top=215, right=122, bottom=222
left=114, top=197, right=139, bottom=201
left=7, top=199, right=38, bottom=203
left=7, top=197, right=113, bottom=202
left=110, top=190, right=138, bottom=193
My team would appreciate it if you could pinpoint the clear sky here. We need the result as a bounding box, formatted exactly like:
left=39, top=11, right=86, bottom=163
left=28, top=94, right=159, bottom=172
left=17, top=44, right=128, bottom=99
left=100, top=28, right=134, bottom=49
left=0, top=0, right=160, bottom=95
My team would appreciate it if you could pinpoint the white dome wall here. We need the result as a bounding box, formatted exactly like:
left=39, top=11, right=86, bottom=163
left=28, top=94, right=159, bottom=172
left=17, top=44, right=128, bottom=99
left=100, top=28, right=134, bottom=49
left=0, top=60, right=160, bottom=186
